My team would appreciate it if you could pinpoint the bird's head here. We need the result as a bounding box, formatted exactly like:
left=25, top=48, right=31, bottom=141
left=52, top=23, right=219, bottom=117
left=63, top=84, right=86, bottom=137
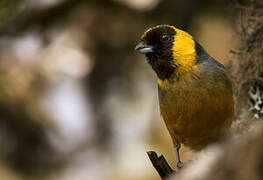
left=135, top=25, right=197, bottom=81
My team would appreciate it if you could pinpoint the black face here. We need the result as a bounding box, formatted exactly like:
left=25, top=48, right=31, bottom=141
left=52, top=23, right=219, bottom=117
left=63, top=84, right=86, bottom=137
left=142, top=26, right=176, bottom=63
left=140, top=26, right=177, bottom=80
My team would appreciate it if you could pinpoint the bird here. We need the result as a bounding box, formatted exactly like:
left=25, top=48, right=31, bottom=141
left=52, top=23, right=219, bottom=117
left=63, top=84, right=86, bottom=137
left=135, top=25, right=234, bottom=168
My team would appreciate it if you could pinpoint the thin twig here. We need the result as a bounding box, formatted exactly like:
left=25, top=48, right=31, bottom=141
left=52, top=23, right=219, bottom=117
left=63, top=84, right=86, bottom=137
left=147, top=151, right=176, bottom=179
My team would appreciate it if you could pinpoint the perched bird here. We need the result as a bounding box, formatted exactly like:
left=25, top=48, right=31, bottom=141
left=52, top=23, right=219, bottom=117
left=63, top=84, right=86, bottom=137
left=135, top=25, right=234, bottom=168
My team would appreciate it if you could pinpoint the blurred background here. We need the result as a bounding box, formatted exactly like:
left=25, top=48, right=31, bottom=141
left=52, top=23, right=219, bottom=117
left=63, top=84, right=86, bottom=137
left=0, top=0, right=240, bottom=179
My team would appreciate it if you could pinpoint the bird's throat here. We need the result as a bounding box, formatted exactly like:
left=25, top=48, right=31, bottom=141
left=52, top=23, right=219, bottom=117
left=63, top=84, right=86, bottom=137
left=153, top=64, right=176, bottom=80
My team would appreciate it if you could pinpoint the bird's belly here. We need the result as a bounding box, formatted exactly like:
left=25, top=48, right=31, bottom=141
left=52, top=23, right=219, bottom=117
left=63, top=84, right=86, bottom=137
left=158, top=84, right=233, bottom=151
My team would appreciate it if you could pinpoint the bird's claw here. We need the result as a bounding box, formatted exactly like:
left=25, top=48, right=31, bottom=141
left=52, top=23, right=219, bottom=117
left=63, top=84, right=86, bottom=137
left=177, top=161, right=184, bottom=169
left=177, top=160, right=192, bottom=169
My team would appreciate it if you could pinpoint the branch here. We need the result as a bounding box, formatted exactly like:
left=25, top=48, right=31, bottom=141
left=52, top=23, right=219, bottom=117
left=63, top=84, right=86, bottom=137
left=147, top=151, right=176, bottom=179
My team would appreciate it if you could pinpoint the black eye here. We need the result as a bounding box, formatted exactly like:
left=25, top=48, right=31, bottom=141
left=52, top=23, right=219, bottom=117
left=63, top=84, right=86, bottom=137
left=160, top=34, right=170, bottom=42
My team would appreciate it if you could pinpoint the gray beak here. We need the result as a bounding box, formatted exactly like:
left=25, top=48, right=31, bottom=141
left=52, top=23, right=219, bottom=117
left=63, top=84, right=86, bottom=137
left=135, top=41, right=153, bottom=54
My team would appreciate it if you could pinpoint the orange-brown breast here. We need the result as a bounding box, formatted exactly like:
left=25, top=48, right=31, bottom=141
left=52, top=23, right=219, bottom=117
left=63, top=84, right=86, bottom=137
left=158, top=63, right=234, bottom=151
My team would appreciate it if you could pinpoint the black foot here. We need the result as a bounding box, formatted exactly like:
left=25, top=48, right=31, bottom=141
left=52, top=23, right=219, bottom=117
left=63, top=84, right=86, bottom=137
left=177, top=161, right=184, bottom=169
left=177, top=160, right=192, bottom=169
